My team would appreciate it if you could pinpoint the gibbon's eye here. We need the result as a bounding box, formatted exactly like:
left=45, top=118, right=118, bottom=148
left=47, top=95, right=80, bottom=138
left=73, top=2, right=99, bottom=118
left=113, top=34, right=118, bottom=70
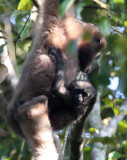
left=95, top=37, right=100, bottom=43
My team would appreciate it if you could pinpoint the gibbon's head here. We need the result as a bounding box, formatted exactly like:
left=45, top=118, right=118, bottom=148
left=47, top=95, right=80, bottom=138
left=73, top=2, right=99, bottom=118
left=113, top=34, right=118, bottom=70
left=77, top=24, right=106, bottom=73
left=68, top=80, right=97, bottom=105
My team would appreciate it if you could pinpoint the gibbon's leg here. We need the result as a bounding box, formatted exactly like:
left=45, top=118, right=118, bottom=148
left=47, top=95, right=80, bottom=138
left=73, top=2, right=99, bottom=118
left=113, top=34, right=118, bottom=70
left=16, top=95, right=60, bottom=160
left=49, top=80, right=97, bottom=131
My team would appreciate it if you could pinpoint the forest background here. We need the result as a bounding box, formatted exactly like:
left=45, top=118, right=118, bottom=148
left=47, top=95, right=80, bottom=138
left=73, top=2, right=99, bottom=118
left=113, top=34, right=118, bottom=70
left=0, top=0, right=127, bottom=160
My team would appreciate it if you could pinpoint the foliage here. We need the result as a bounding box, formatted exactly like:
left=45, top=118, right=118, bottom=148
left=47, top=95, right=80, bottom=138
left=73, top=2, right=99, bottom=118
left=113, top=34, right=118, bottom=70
left=0, top=0, right=127, bottom=160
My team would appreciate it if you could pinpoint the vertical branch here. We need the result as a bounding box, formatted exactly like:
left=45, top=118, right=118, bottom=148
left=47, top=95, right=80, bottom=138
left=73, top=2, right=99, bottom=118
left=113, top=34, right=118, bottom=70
left=4, top=17, right=17, bottom=71
left=17, top=140, right=25, bottom=160
left=62, top=128, right=70, bottom=153
left=69, top=116, right=86, bottom=160
left=0, top=27, right=18, bottom=88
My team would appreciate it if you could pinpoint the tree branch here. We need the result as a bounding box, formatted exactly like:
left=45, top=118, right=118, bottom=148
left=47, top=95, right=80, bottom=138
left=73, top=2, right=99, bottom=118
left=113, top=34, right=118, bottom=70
left=0, top=27, right=18, bottom=88
left=69, top=94, right=97, bottom=160
left=69, top=116, right=86, bottom=160
left=88, top=94, right=127, bottom=160
left=4, top=17, right=17, bottom=70
left=93, top=0, right=108, bottom=10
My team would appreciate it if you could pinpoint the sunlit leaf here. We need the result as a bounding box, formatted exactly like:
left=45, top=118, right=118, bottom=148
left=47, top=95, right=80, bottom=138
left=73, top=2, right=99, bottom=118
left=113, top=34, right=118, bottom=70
left=108, top=151, right=124, bottom=160
left=18, top=0, right=33, bottom=11
left=124, top=21, right=127, bottom=27
left=123, top=141, right=127, bottom=152
left=89, top=128, right=99, bottom=134
left=83, top=146, right=91, bottom=160
left=113, top=99, right=123, bottom=106
left=114, top=0, right=124, bottom=4
left=113, top=107, right=120, bottom=116
left=118, top=120, right=127, bottom=134
left=83, top=147, right=91, bottom=152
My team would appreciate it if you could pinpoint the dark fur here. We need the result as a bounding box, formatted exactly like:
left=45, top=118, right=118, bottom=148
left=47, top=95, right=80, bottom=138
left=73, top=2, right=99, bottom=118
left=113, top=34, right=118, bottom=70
left=6, top=0, right=106, bottom=159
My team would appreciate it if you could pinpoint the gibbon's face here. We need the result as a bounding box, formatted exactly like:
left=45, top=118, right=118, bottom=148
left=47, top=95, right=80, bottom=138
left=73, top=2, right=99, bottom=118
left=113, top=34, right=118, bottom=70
left=68, top=80, right=97, bottom=105
left=77, top=25, right=106, bottom=73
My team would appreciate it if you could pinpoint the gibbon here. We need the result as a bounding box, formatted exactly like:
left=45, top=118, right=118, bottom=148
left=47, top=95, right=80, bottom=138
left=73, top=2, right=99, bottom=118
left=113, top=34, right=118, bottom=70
left=6, top=0, right=106, bottom=159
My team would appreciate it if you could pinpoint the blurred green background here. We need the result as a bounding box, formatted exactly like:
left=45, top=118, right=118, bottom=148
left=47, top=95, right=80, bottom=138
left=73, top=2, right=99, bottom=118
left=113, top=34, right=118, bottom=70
left=0, top=0, right=127, bottom=160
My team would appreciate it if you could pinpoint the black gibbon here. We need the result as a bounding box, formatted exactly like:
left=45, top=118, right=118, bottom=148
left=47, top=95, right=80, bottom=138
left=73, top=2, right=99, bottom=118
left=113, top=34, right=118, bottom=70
left=6, top=0, right=106, bottom=159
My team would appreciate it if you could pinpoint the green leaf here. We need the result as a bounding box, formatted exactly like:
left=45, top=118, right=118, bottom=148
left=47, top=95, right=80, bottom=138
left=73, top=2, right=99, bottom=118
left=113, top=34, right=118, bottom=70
left=113, top=107, right=120, bottom=116
left=20, top=21, right=32, bottom=39
left=97, top=60, right=110, bottom=86
left=91, top=137, right=115, bottom=145
left=98, top=17, right=111, bottom=36
left=89, top=128, right=99, bottom=134
left=58, top=0, right=75, bottom=18
left=108, top=151, right=125, bottom=160
left=118, top=72, right=127, bottom=97
left=83, top=147, right=91, bottom=152
left=118, top=120, right=127, bottom=134
left=114, top=0, right=124, bottom=4
left=0, top=2, right=6, bottom=7
left=18, top=0, right=33, bottom=11
left=123, top=141, right=127, bottom=152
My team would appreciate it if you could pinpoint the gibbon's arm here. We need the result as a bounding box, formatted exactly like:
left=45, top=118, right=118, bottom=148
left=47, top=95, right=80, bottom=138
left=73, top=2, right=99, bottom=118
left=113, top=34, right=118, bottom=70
left=48, top=46, right=73, bottom=106
left=36, top=0, right=106, bottom=102
left=6, top=1, right=106, bottom=160
left=47, top=25, right=106, bottom=106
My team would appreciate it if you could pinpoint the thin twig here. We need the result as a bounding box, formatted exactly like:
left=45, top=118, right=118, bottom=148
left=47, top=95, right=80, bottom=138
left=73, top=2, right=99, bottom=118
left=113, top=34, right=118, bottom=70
left=18, top=13, right=31, bottom=38
left=111, top=26, right=124, bottom=34
left=93, top=0, right=108, bottom=10
left=86, top=1, right=123, bottom=35
left=84, top=6, right=127, bottom=14
left=62, top=128, right=70, bottom=154
left=17, top=140, right=25, bottom=160
left=17, top=42, right=27, bottom=54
